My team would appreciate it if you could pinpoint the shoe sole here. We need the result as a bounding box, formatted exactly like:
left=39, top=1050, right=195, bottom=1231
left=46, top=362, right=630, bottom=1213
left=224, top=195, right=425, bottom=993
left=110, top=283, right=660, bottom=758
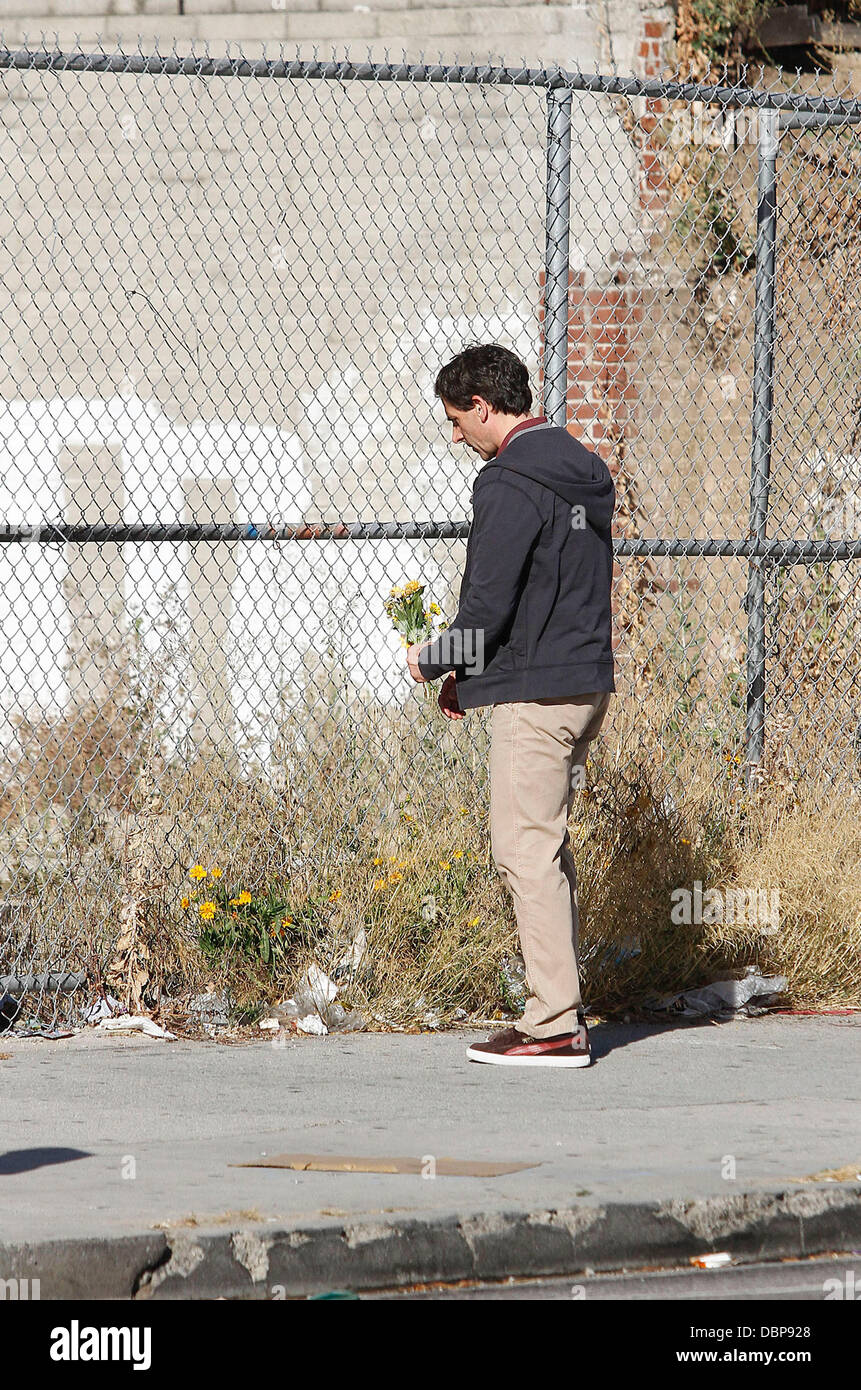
left=466, top=1045, right=591, bottom=1068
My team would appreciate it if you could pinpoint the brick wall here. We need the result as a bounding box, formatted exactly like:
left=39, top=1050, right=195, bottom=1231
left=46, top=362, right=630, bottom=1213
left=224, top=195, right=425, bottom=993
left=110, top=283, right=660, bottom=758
left=537, top=12, right=674, bottom=667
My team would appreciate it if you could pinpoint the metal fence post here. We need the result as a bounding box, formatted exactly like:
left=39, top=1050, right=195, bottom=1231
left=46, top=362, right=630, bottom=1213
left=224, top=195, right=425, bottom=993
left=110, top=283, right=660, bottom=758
left=544, top=83, right=573, bottom=427
left=746, top=106, right=779, bottom=784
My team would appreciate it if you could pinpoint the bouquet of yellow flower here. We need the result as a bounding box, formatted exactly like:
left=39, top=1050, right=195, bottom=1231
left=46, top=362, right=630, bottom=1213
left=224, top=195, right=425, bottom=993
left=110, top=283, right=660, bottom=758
left=385, top=579, right=447, bottom=654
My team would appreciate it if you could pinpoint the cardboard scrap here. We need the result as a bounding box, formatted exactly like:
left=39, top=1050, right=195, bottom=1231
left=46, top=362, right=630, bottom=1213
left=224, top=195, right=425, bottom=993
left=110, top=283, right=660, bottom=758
left=231, top=1152, right=539, bottom=1177
left=790, top=1162, right=861, bottom=1183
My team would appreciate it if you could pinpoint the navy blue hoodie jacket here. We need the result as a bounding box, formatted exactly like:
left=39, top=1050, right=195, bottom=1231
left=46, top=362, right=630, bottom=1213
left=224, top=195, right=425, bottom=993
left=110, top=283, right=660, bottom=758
left=417, top=420, right=616, bottom=709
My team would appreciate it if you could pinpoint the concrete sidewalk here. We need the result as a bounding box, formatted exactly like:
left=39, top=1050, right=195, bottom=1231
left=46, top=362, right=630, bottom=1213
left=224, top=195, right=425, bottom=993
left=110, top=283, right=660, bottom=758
left=2, top=1014, right=860, bottom=1297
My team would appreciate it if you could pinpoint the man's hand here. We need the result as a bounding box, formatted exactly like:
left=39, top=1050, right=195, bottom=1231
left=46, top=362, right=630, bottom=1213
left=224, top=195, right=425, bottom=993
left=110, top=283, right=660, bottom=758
left=438, top=673, right=464, bottom=720
left=406, top=641, right=429, bottom=683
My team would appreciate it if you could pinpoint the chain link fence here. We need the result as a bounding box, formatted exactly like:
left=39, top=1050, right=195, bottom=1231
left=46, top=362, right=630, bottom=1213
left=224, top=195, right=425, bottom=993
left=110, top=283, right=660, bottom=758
left=1, top=43, right=860, bottom=1023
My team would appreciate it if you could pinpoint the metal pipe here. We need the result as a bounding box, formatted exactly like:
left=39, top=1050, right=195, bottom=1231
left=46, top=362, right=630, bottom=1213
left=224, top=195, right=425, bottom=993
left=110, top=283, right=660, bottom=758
left=544, top=85, right=572, bottom=426
left=0, top=50, right=858, bottom=118
left=746, top=107, right=779, bottom=785
left=3, top=525, right=859, bottom=559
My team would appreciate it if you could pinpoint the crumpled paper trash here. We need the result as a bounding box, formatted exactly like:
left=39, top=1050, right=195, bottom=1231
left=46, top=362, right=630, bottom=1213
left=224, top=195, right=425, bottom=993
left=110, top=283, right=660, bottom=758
left=96, top=1014, right=178, bottom=1040
left=645, top=967, right=787, bottom=1018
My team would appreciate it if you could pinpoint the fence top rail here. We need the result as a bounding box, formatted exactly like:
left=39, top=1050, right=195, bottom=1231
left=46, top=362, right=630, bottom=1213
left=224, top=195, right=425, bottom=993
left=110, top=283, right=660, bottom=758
left=2, top=43, right=861, bottom=117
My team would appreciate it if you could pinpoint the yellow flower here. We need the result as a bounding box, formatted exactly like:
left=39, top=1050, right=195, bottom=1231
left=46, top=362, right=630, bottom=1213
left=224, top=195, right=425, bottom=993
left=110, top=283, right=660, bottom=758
left=403, top=579, right=422, bottom=595
left=453, top=850, right=463, bottom=859
left=210, top=867, right=222, bottom=879
left=237, top=890, right=252, bottom=905
left=402, top=812, right=413, bottom=822
left=468, top=917, right=480, bottom=927
left=439, top=860, right=450, bottom=871
left=198, top=901, right=217, bottom=921
left=373, top=856, right=383, bottom=866
left=372, top=878, right=386, bottom=891
left=180, top=897, right=190, bottom=910
left=189, top=864, right=207, bottom=881
left=428, top=603, right=441, bottom=615
left=388, top=871, right=403, bottom=884
left=458, top=806, right=468, bottom=815
left=281, top=916, right=293, bottom=927
left=328, top=889, right=342, bottom=902
left=681, top=837, right=690, bottom=845
left=389, top=585, right=403, bottom=599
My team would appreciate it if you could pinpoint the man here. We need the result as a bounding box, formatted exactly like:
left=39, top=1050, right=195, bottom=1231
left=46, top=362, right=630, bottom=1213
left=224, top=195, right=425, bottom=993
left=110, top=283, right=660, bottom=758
left=406, top=343, right=615, bottom=1068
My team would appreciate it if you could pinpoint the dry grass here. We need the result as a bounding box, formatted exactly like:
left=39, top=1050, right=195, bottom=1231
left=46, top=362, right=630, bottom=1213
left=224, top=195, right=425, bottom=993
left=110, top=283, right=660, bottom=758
left=1, top=664, right=859, bottom=1030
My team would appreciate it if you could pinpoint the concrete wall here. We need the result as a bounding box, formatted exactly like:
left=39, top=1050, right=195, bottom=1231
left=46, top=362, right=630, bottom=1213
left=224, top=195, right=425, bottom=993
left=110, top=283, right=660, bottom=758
left=0, top=1, right=672, bottom=72
left=0, top=3, right=676, bottom=763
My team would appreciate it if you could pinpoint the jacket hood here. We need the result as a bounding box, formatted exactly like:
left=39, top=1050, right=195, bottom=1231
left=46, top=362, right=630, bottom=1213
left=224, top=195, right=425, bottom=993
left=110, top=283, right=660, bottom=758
left=481, top=423, right=615, bottom=533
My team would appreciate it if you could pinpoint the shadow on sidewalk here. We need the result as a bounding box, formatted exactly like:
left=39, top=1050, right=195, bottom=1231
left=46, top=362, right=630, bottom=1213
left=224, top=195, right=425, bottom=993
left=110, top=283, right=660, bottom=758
left=0, top=1147, right=91, bottom=1175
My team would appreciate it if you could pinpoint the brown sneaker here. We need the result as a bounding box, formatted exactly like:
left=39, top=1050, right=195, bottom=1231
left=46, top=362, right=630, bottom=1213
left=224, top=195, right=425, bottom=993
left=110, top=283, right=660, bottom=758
left=466, top=1023, right=591, bottom=1068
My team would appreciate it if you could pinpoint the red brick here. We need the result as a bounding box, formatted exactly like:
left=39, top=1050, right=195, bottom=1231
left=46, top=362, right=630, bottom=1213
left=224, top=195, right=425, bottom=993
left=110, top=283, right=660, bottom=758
left=644, top=20, right=664, bottom=38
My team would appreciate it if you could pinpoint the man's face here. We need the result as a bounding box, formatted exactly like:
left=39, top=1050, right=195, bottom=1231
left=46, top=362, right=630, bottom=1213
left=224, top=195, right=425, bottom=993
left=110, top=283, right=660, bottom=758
left=442, top=397, right=497, bottom=461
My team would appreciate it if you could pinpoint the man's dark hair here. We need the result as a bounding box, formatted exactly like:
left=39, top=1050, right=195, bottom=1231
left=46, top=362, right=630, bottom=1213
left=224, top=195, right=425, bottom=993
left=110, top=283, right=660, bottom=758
left=434, top=344, right=532, bottom=416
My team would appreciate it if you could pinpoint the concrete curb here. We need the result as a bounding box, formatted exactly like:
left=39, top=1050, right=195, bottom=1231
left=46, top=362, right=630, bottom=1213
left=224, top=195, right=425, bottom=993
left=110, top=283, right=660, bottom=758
left=5, top=1187, right=861, bottom=1298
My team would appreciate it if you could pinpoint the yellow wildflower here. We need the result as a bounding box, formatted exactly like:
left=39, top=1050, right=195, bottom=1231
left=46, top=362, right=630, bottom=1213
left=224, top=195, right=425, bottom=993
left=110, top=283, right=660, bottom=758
left=189, top=864, right=207, bottom=881
left=373, top=856, right=383, bottom=865
left=403, top=579, right=422, bottom=595
left=180, top=897, right=190, bottom=910
left=428, top=602, right=441, bottom=615
left=388, top=871, right=403, bottom=884
left=237, top=890, right=252, bottom=905
left=453, top=850, right=463, bottom=859
left=210, top=867, right=222, bottom=879
left=458, top=806, right=468, bottom=814
left=282, top=916, right=293, bottom=927
left=198, top=901, right=217, bottom=921
left=439, top=860, right=450, bottom=871
left=372, top=878, right=386, bottom=891
left=329, top=889, right=342, bottom=902
left=468, top=917, right=480, bottom=927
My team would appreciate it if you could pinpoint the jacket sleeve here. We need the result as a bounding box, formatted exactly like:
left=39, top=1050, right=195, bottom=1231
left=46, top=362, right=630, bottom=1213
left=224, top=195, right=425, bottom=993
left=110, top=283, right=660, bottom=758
left=417, top=475, right=543, bottom=681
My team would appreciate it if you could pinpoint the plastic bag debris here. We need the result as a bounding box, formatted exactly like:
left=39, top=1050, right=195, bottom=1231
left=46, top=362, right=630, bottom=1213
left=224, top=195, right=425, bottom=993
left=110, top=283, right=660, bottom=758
left=8, top=1024, right=77, bottom=1039
left=500, top=954, right=527, bottom=1008
left=645, top=967, right=787, bottom=1019
left=188, top=991, right=230, bottom=1029
left=599, top=936, right=642, bottom=968
left=690, top=1252, right=733, bottom=1269
left=331, top=927, right=366, bottom=983
left=83, top=993, right=123, bottom=1024
left=96, top=1015, right=177, bottom=1040
left=271, top=962, right=364, bottom=1036
left=0, top=992, right=22, bottom=1032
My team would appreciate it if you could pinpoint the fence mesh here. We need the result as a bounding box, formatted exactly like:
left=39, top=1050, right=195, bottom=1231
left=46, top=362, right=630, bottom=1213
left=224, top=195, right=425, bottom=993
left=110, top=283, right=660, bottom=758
left=1, top=44, right=860, bottom=1024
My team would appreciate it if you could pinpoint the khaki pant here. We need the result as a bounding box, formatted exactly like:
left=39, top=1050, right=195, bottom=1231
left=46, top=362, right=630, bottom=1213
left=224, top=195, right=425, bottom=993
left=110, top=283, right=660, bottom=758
left=489, top=691, right=612, bottom=1039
